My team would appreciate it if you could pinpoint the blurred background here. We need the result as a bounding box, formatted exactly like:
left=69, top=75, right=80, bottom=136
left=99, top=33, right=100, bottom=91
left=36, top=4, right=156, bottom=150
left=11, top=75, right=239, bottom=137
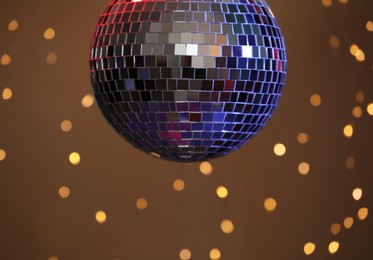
left=0, top=0, right=372, bottom=259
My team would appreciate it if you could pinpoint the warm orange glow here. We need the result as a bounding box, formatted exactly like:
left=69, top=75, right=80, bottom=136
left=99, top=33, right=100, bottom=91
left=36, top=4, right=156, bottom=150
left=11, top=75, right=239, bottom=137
left=220, top=219, right=234, bottom=234
left=2, top=88, right=13, bottom=100
left=173, top=179, right=185, bottom=191
left=366, top=21, right=373, bottom=32
left=297, top=133, right=310, bottom=144
left=355, top=49, right=365, bottom=62
left=329, top=35, right=340, bottom=49
left=352, top=106, right=362, bottom=118
left=343, top=217, right=354, bottom=229
left=331, top=223, right=341, bottom=235
left=8, top=20, right=19, bottom=31
left=179, top=249, right=191, bottom=260
left=350, top=44, right=359, bottom=56
left=95, top=210, right=107, bottom=224
left=199, top=161, right=213, bottom=175
left=81, top=94, right=95, bottom=108
left=310, top=94, right=322, bottom=107
left=304, top=242, right=316, bottom=255
left=0, top=149, right=6, bottom=161
left=61, top=120, right=73, bottom=132
left=355, top=90, right=365, bottom=103
left=49, top=256, right=59, bottom=260
left=328, top=241, right=340, bottom=254
left=345, top=156, right=355, bottom=169
left=343, top=124, right=354, bottom=138
left=338, top=0, right=348, bottom=4
left=264, top=197, right=277, bottom=212
left=322, top=0, right=332, bottom=7
left=69, top=152, right=81, bottom=165
left=44, top=28, right=56, bottom=40
left=352, top=188, right=363, bottom=201
left=367, top=103, right=373, bottom=116
left=357, top=207, right=368, bottom=221
left=59, top=186, right=70, bottom=199
left=46, top=51, right=58, bottom=65
left=136, top=198, right=148, bottom=210
left=216, top=186, right=228, bottom=199
left=274, top=143, right=286, bottom=156
left=298, top=162, right=310, bottom=175
left=1, top=54, right=11, bottom=65
left=209, top=248, right=221, bottom=260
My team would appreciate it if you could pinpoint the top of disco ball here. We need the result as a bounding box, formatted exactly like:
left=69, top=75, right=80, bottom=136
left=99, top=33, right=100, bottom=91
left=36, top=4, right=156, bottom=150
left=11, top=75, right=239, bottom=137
left=90, top=0, right=287, bottom=162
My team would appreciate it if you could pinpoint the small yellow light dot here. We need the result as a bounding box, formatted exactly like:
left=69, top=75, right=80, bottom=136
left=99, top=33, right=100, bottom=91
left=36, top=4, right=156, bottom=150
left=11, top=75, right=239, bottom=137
left=357, top=207, right=368, bottom=221
left=345, top=156, right=355, bottom=170
left=69, top=152, right=81, bottom=166
left=343, top=124, right=354, bottom=138
left=49, top=256, right=59, bottom=260
left=136, top=198, right=148, bottom=210
left=0, top=149, right=6, bottom=161
left=274, top=143, right=286, bottom=156
left=352, top=188, right=363, bottom=201
left=46, top=51, right=58, bottom=65
left=1, top=54, right=11, bottom=65
left=304, top=242, right=316, bottom=256
left=264, top=197, right=277, bottom=213
left=355, top=49, right=365, bottom=62
left=338, top=0, right=348, bottom=4
left=44, top=28, right=56, bottom=40
left=59, top=186, right=70, bottom=199
left=367, top=103, right=373, bottom=116
left=173, top=179, right=185, bottom=191
left=216, top=186, right=228, bottom=199
left=350, top=44, right=359, bottom=56
left=310, top=94, right=322, bottom=107
left=82, top=94, right=95, bottom=108
left=355, top=91, right=365, bottom=104
left=8, top=20, right=19, bottom=31
left=328, top=241, right=340, bottom=254
left=179, top=249, right=192, bottom=260
left=297, top=133, right=310, bottom=144
left=209, top=248, right=221, bottom=260
left=2, top=88, right=13, bottom=100
left=366, top=21, right=373, bottom=32
left=331, top=223, right=341, bottom=235
left=298, top=162, right=310, bottom=175
left=343, top=217, right=354, bottom=229
left=329, top=35, right=340, bottom=49
left=220, top=219, right=234, bottom=234
left=199, top=161, right=213, bottom=175
left=322, top=0, right=332, bottom=7
left=95, top=210, right=107, bottom=224
left=61, top=120, right=73, bottom=132
left=352, top=106, right=362, bottom=118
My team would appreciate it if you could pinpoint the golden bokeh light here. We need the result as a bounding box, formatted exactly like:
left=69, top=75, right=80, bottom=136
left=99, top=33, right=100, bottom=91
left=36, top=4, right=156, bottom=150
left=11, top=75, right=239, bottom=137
left=297, top=133, right=310, bottom=144
left=345, top=156, right=355, bottom=170
left=357, top=207, right=368, bottom=221
left=367, top=103, right=373, bottom=116
left=179, top=249, right=191, bottom=260
left=216, top=186, right=228, bottom=199
left=355, top=49, right=365, bottom=62
left=136, top=198, right=148, bottom=210
left=1, top=54, right=11, bottom=65
left=338, top=0, right=348, bottom=4
left=298, top=162, right=310, bottom=175
left=81, top=94, right=95, bottom=108
left=310, top=94, right=322, bottom=107
left=366, top=21, right=373, bottom=32
left=264, top=197, right=277, bottom=213
left=273, top=143, right=286, bottom=156
left=220, top=219, right=234, bottom=234
left=2, top=87, right=13, bottom=100
left=328, top=241, right=340, bottom=254
left=329, top=35, right=340, bottom=49
left=304, top=242, right=316, bottom=256
left=330, top=223, right=341, bottom=235
left=69, top=152, right=81, bottom=166
left=61, top=120, right=73, bottom=132
left=46, top=51, right=58, bottom=65
left=321, top=0, right=332, bottom=7
left=355, top=90, right=365, bottom=104
left=352, top=188, right=363, bottom=201
left=343, top=217, right=354, bottom=229
left=199, top=161, right=213, bottom=175
left=352, top=106, right=362, bottom=118
left=209, top=248, right=221, bottom=260
left=58, top=186, right=71, bottom=199
left=343, top=124, right=354, bottom=138
left=8, top=20, right=19, bottom=31
left=48, top=256, right=59, bottom=260
left=44, top=28, right=56, bottom=40
left=173, top=179, right=185, bottom=192
left=0, top=149, right=6, bottom=161
left=349, top=44, right=359, bottom=56
left=95, top=210, right=107, bottom=224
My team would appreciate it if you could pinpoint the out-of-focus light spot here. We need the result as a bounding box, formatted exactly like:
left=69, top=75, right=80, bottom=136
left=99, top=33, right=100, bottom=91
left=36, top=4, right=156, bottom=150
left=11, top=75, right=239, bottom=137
left=352, top=188, right=363, bottom=201
left=1, top=54, right=11, bottom=65
left=95, top=210, right=107, bottom=224
left=0, top=149, right=6, bottom=161
left=357, top=207, right=368, bottom=221
left=220, top=219, right=234, bottom=234
left=338, top=0, right=348, bottom=4
left=343, top=124, right=354, bottom=138
left=298, top=162, right=310, bottom=175
left=150, top=152, right=161, bottom=158
left=199, top=161, right=213, bottom=175
left=350, top=44, right=359, bottom=56
left=355, top=49, right=365, bottom=62
left=69, top=152, right=81, bottom=165
left=297, top=133, right=310, bottom=144
left=136, top=198, right=148, bottom=210
left=8, top=20, right=19, bottom=31
left=343, top=217, right=354, bottom=229
left=352, top=106, right=362, bottom=118
left=329, top=35, right=340, bottom=49
left=345, top=156, right=355, bottom=169
left=2, top=88, right=13, bottom=100
left=46, top=51, right=58, bottom=65
left=209, top=248, right=221, bottom=260
left=44, top=28, right=55, bottom=40
left=274, top=143, right=286, bottom=156
left=216, top=186, right=228, bottom=199
left=328, top=241, right=340, bottom=254
left=179, top=249, right=191, bottom=260
left=331, top=223, right=341, bottom=235
left=264, top=197, right=277, bottom=212
left=310, top=94, right=322, bottom=107
left=61, top=120, right=73, bottom=132
left=355, top=91, right=365, bottom=104
left=59, top=186, right=70, bottom=199
left=173, top=179, right=185, bottom=191
left=366, top=21, right=373, bottom=32
left=322, top=0, right=332, bottom=7
left=367, top=103, right=373, bottom=116
left=49, top=256, right=59, bottom=260
left=81, top=94, right=95, bottom=108
left=304, top=242, right=316, bottom=255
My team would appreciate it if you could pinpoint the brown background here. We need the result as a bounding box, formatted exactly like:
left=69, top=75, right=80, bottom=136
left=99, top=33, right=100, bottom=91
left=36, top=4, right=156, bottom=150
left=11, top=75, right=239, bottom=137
left=0, top=0, right=372, bottom=259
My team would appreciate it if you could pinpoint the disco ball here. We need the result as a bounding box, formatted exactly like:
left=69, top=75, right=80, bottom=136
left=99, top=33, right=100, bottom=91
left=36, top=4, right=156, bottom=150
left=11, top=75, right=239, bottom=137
left=89, top=0, right=287, bottom=162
